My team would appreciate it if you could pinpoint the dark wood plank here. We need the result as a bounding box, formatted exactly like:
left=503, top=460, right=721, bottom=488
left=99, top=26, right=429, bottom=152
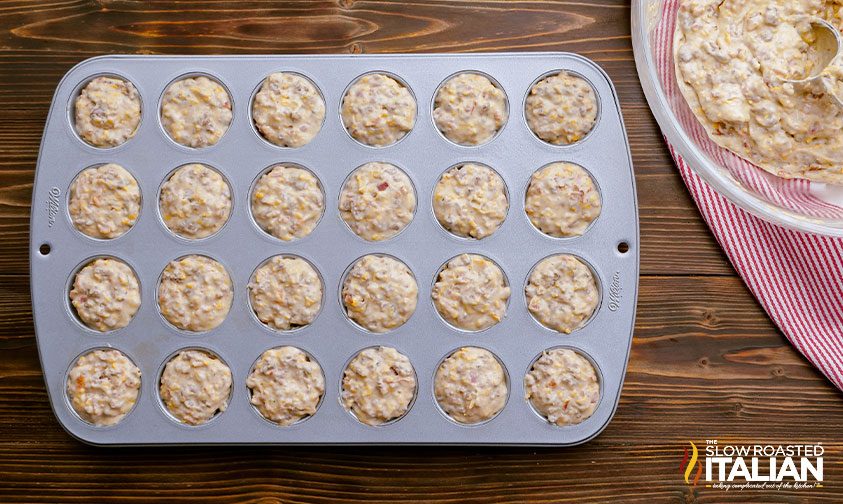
left=0, top=0, right=840, bottom=502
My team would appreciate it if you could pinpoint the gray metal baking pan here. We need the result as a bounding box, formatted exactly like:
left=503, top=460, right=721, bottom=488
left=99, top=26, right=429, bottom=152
left=30, top=53, right=639, bottom=445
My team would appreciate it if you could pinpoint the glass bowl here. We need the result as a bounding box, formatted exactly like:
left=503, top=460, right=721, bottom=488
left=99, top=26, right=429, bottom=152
left=632, top=0, right=843, bottom=237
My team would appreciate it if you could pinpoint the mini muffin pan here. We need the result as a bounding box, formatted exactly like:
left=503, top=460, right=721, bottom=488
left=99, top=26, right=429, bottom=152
left=30, top=53, right=638, bottom=445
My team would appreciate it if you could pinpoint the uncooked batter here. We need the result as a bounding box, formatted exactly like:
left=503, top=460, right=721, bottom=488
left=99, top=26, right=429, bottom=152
left=159, top=163, right=232, bottom=239
left=159, top=349, right=232, bottom=425
left=674, top=0, right=843, bottom=182
left=249, top=255, right=322, bottom=331
left=525, top=162, right=601, bottom=238
left=434, top=347, right=508, bottom=424
left=342, top=255, right=417, bottom=333
left=251, top=164, right=324, bottom=241
left=252, top=72, right=325, bottom=147
left=247, top=346, right=325, bottom=426
left=433, top=73, right=508, bottom=145
left=66, top=348, right=141, bottom=426
left=339, top=162, right=416, bottom=241
left=432, top=254, right=510, bottom=331
left=525, top=348, right=600, bottom=427
left=69, top=257, right=140, bottom=332
left=526, top=72, right=598, bottom=145
left=74, top=76, right=141, bottom=148
left=157, top=255, right=233, bottom=332
left=341, top=346, right=416, bottom=425
left=160, top=76, right=232, bottom=148
left=433, top=163, right=508, bottom=239
left=68, top=163, right=140, bottom=239
left=341, top=73, right=416, bottom=146
left=526, top=254, right=599, bottom=334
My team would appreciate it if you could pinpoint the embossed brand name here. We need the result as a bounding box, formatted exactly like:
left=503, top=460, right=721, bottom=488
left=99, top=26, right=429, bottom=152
left=46, top=186, right=60, bottom=228
left=608, top=271, right=622, bottom=312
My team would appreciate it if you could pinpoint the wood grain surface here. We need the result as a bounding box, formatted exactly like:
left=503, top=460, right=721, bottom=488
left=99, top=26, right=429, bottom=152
left=1, top=1, right=841, bottom=502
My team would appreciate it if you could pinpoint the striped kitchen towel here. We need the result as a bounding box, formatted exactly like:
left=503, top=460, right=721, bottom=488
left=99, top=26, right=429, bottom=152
left=652, top=0, right=843, bottom=390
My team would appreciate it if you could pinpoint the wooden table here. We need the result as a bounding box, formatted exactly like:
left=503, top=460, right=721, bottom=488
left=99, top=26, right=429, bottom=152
left=1, top=1, right=841, bottom=502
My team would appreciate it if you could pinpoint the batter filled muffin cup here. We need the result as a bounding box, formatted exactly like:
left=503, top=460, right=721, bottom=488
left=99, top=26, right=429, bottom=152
left=340, top=346, right=417, bottom=426
left=525, top=254, right=600, bottom=334
left=339, top=162, right=417, bottom=241
left=525, top=71, right=599, bottom=145
left=433, top=71, right=509, bottom=146
left=68, top=256, right=141, bottom=332
left=66, top=347, right=141, bottom=427
left=434, top=346, right=509, bottom=425
left=68, top=163, right=141, bottom=240
left=247, top=346, right=325, bottom=426
left=157, top=255, right=233, bottom=332
left=158, top=348, right=232, bottom=426
left=159, top=74, right=233, bottom=148
left=249, top=163, right=325, bottom=242
left=340, top=254, right=418, bottom=333
left=248, top=255, right=323, bottom=332
left=431, top=254, right=510, bottom=332
left=340, top=72, right=417, bottom=147
left=251, top=72, right=325, bottom=148
left=524, top=347, right=601, bottom=427
left=71, top=74, right=142, bottom=148
left=432, top=162, right=509, bottom=239
left=158, top=163, right=233, bottom=240
left=524, top=162, right=601, bottom=238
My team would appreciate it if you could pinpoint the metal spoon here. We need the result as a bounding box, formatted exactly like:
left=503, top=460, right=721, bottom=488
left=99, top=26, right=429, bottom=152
left=783, top=17, right=843, bottom=107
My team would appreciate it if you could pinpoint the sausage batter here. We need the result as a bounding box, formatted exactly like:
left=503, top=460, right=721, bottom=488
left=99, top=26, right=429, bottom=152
left=432, top=254, right=510, bottom=331
left=341, top=73, right=416, bottom=146
left=525, top=162, right=601, bottom=238
left=433, top=163, right=508, bottom=239
left=526, top=72, right=598, bottom=145
left=526, top=255, right=599, bottom=334
left=339, top=162, right=416, bottom=241
left=341, top=346, right=416, bottom=425
left=66, top=348, right=141, bottom=426
left=525, top=348, right=600, bottom=427
left=433, top=73, right=508, bottom=145
left=342, top=255, right=418, bottom=333
left=158, top=255, right=233, bottom=332
left=251, top=165, right=324, bottom=241
left=247, top=346, right=325, bottom=426
left=74, top=76, right=141, bottom=148
left=159, top=349, right=232, bottom=425
left=434, top=347, right=508, bottom=424
left=249, top=256, right=322, bottom=331
left=159, top=163, right=232, bottom=239
left=69, top=257, right=140, bottom=332
left=68, top=163, right=140, bottom=239
left=674, top=0, right=843, bottom=182
left=160, top=76, right=232, bottom=148
left=252, top=72, right=325, bottom=147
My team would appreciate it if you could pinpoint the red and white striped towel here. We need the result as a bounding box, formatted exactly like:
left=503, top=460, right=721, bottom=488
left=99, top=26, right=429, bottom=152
left=653, top=0, right=843, bottom=390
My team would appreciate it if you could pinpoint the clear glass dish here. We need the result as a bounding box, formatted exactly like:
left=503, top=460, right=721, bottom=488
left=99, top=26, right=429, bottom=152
left=632, top=0, right=843, bottom=237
